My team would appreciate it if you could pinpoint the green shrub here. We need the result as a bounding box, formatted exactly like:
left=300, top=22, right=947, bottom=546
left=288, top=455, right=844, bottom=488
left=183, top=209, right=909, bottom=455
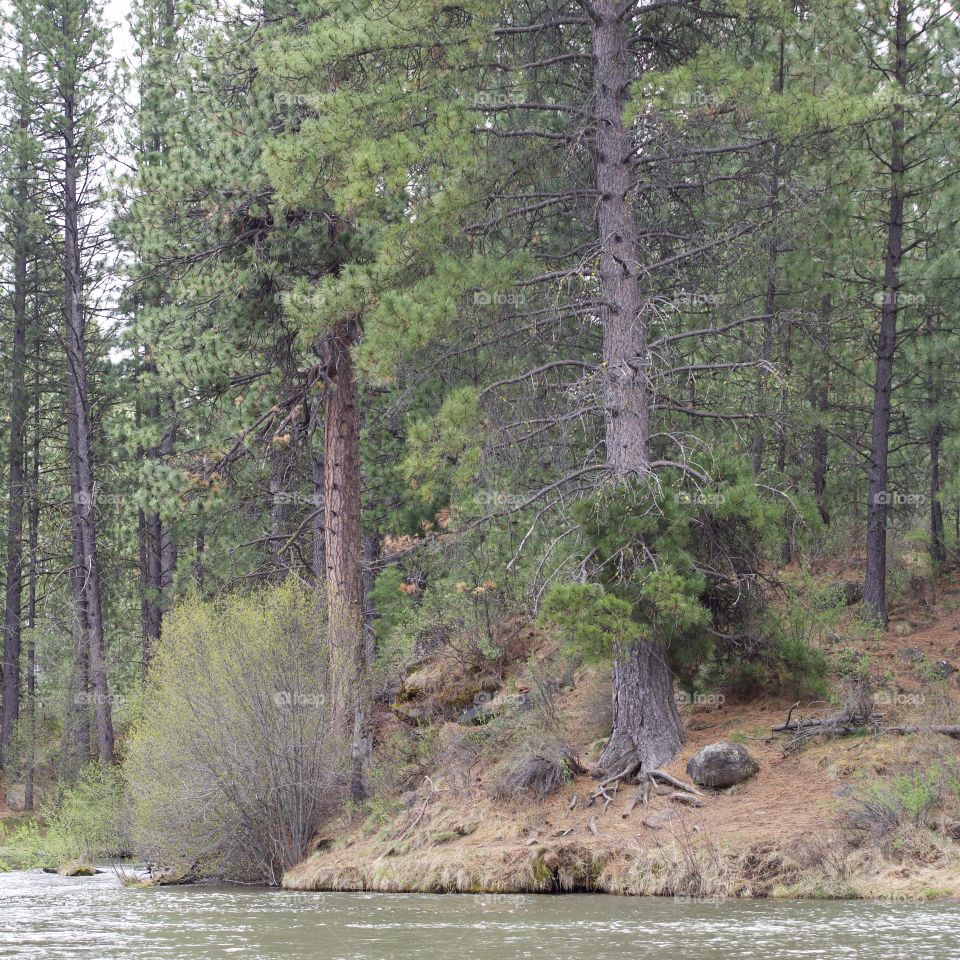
left=843, top=768, right=947, bottom=849
left=124, top=583, right=350, bottom=885
left=47, top=764, right=128, bottom=864
left=0, top=765, right=126, bottom=870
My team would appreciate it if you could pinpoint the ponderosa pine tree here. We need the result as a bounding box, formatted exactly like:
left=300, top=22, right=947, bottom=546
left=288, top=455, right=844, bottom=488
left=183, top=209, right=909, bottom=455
left=34, top=0, right=119, bottom=763
left=0, top=3, right=38, bottom=769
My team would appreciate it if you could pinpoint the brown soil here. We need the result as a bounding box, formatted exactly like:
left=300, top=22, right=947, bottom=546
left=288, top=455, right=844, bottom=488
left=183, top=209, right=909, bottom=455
left=287, top=574, right=960, bottom=899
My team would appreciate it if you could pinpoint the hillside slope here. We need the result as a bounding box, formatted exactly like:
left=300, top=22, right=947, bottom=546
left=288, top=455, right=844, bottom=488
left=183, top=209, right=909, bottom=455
left=286, top=580, right=960, bottom=900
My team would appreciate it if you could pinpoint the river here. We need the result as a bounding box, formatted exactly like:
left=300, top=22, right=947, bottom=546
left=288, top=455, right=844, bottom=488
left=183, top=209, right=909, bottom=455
left=1, top=867, right=959, bottom=959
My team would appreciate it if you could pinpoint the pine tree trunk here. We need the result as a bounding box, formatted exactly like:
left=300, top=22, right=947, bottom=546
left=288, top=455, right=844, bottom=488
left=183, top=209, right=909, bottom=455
left=751, top=34, right=785, bottom=476
left=63, top=93, right=114, bottom=764
left=1, top=94, right=30, bottom=767
left=311, top=447, right=326, bottom=583
left=24, top=337, right=40, bottom=812
left=194, top=529, right=205, bottom=591
left=594, top=0, right=648, bottom=476
left=139, top=383, right=164, bottom=662
left=811, top=294, right=831, bottom=526
left=598, top=636, right=684, bottom=776
left=863, top=0, right=907, bottom=626
left=591, top=0, right=682, bottom=776
left=323, top=320, right=366, bottom=799
left=929, top=421, right=946, bottom=568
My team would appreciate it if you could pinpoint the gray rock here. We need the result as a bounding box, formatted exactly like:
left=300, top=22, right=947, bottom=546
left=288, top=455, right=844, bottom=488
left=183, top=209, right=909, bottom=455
left=897, top=647, right=925, bottom=664
left=686, top=742, right=759, bottom=789
left=3, top=783, right=26, bottom=812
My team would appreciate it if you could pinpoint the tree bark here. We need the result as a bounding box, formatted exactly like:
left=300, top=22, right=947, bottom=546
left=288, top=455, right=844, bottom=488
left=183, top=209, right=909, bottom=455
left=593, top=0, right=648, bottom=476
left=311, top=447, right=326, bottom=583
left=811, top=294, right=831, bottom=526
left=63, top=88, right=114, bottom=764
left=863, top=0, right=907, bottom=626
left=598, top=635, right=684, bottom=776
left=929, top=420, right=946, bottom=569
left=751, top=32, right=785, bottom=475
left=323, top=320, right=366, bottom=799
left=24, top=335, right=40, bottom=811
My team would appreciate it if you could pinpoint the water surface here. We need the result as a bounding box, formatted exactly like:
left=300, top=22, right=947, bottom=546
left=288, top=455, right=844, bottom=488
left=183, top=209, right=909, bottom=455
left=2, top=868, right=958, bottom=959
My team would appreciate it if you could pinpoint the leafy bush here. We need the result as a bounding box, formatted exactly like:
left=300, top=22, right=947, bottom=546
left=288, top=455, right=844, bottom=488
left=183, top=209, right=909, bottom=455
left=47, top=764, right=128, bottom=864
left=124, top=583, right=350, bottom=884
left=842, top=769, right=945, bottom=849
left=1, top=764, right=126, bottom=869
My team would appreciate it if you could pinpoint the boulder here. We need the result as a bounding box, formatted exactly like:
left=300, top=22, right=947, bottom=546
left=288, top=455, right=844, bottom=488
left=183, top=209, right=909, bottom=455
left=3, top=783, right=26, bottom=812
left=686, top=742, right=759, bottom=789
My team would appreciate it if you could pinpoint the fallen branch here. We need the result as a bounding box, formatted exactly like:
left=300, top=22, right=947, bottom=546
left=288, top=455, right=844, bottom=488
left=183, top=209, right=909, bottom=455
left=882, top=724, right=960, bottom=739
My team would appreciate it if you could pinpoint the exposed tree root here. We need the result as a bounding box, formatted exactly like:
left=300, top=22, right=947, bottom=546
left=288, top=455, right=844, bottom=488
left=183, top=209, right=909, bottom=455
left=588, top=762, right=704, bottom=812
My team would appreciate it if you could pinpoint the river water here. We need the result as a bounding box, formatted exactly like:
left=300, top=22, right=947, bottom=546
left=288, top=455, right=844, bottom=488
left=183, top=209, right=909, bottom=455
left=1, top=867, right=959, bottom=959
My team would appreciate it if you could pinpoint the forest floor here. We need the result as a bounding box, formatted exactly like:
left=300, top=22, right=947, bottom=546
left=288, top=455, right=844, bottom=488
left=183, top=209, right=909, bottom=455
left=286, top=569, right=960, bottom=900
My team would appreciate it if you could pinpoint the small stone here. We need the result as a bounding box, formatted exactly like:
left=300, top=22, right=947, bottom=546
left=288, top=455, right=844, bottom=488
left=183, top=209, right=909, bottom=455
left=642, top=809, right=678, bottom=830
left=897, top=647, right=925, bottom=664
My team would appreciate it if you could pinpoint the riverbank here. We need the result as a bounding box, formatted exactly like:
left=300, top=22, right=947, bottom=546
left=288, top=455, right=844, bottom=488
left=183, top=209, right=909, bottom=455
left=285, top=579, right=960, bottom=901
left=284, top=728, right=960, bottom=901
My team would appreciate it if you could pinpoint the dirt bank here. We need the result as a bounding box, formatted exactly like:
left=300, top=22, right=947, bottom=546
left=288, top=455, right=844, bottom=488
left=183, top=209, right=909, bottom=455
left=285, top=587, right=960, bottom=901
